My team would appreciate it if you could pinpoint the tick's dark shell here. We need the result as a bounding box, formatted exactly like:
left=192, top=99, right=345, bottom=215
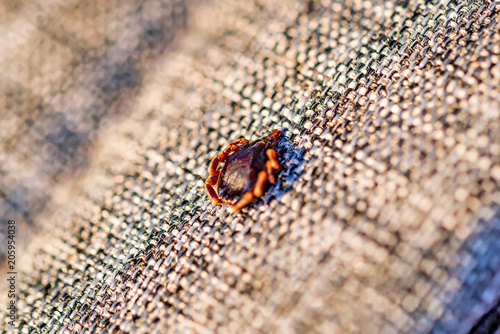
left=217, top=141, right=269, bottom=203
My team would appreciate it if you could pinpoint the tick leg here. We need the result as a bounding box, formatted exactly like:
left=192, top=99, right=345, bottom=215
left=228, top=191, right=254, bottom=213
left=265, top=148, right=280, bottom=183
left=266, top=149, right=280, bottom=170
left=253, top=171, right=268, bottom=197
left=205, top=175, right=222, bottom=205
left=227, top=137, right=249, bottom=147
left=265, top=161, right=275, bottom=184
left=223, top=138, right=249, bottom=155
left=209, top=155, right=223, bottom=175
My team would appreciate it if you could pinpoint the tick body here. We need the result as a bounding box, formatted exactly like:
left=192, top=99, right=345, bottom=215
left=205, top=130, right=282, bottom=213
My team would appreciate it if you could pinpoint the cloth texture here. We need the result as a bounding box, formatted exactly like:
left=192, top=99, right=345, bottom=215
left=1, top=0, right=500, bottom=333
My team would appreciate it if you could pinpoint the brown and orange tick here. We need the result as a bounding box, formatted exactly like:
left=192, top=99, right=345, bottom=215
left=205, top=130, right=282, bottom=213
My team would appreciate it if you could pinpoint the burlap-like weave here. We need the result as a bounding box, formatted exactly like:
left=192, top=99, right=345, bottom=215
left=1, top=0, right=499, bottom=333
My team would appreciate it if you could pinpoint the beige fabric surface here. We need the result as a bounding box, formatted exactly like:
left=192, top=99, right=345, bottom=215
left=1, top=0, right=500, bottom=333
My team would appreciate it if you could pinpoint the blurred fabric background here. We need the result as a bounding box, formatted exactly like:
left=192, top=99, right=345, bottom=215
left=1, top=0, right=499, bottom=333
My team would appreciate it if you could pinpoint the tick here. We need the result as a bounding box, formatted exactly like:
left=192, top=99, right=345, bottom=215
left=205, top=130, right=283, bottom=213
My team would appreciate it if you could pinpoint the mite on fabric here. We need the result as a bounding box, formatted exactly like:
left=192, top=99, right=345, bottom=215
left=205, top=129, right=282, bottom=213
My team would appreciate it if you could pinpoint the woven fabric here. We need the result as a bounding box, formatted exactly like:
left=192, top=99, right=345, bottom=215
left=1, top=0, right=500, bottom=333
